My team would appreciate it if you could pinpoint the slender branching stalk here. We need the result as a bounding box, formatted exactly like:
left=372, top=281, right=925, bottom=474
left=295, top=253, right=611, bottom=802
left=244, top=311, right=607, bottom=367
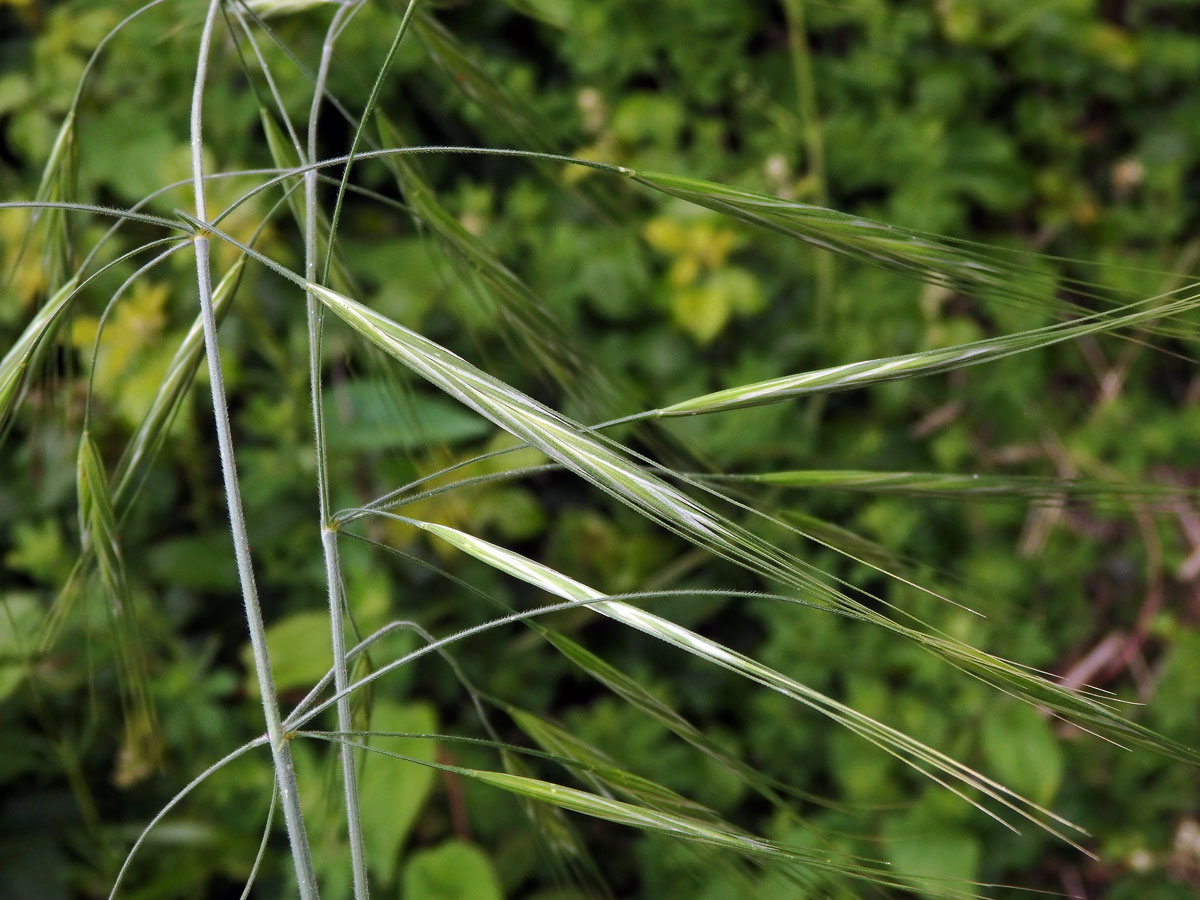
left=302, top=4, right=370, bottom=897
left=189, top=3, right=318, bottom=897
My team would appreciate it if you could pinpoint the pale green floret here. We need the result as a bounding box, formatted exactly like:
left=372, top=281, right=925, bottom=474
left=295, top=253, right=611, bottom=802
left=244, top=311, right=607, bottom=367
left=413, top=518, right=1088, bottom=847
left=659, top=291, right=1200, bottom=417
left=0, top=276, right=82, bottom=434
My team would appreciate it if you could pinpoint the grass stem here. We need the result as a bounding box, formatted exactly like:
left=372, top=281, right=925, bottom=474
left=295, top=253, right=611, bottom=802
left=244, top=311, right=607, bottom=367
left=307, top=6, right=369, bottom=897
left=190, top=4, right=318, bottom=898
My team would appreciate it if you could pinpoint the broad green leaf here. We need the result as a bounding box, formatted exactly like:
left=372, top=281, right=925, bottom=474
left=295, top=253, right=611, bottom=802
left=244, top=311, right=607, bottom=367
left=672, top=283, right=730, bottom=344
left=980, top=702, right=1064, bottom=806
left=497, top=0, right=570, bottom=28
left=146, top=533, right=239, bottom=592
left=471, top=486, right=546, bottom=540
left=829, top=728, right=894, bottom=800
left=0, top=594, right=41, bottom=703
left=712, top=267, right=766, bottom=315
left=1152, top=631, right=1200, bottom=740
left=882, top=813, right=981, bottom=900
left=4, top=518, right=69, bottom=585
left=402, top=839, right=503, bottom=900
left=359, top=700, right=438, bottom=885
left=241, top=611, right=331, bottom=697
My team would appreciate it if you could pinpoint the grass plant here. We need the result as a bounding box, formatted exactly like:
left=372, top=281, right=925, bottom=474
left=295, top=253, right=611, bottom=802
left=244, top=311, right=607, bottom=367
left=3, top=2, right=1199, bottom=898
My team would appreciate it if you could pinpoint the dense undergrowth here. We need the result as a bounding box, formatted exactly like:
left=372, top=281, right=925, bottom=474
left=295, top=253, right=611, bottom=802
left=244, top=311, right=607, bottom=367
left=3, top=1, right=1200, bottom=899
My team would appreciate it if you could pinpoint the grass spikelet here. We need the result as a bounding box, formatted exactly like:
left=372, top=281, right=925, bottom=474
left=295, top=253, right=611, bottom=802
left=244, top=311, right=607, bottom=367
left=375, top=113, right=602, bottom=404
left=631, top=169, right=1188, bottom=332
left=412, top=12, right=628, bottom=220
left=327, top=735, right=910, bottom=892
left=715, top=468, right=1199, bottom=509
left=657, top=290, right=1200, bottom=417
left=242, top=0, right=350, bottom=17
left=77, top=430, right=161, bottom=777
left=33, top=111, right=79, bottom=290
left=0, top=275, right=82, bottom=440
left=504, top=703, right=723, bottom=822
left=406, top=518, right=1088, bottom=850
left=312, top=282, right=1200, bottom=769
left=113, top=257, right=245, bottom=503
left=533, top=625, right=795, bottom=809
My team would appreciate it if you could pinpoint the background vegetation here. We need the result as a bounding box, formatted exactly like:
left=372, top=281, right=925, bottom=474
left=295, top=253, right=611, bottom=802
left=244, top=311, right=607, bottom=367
left=2, top=1, right=1200, bottom=898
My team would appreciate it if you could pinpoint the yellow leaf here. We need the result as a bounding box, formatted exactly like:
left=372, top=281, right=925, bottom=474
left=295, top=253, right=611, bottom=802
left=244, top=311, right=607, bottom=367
left=70, top=315, right=100, bottom=350
left=84, top=281, right=169, bottom=392
left=642, top=216, right=688, bottom=253
left=668, top=255, right=699, bottom=288
left=672, top=284, right=729, bottom=344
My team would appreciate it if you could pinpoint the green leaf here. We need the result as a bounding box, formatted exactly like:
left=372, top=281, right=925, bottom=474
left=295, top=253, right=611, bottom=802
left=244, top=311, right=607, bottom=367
left=79, top=102, right=176, bottom=202
left=402, top=839, right=503, bottom=900
left=980, top=702, right=1064, bottom=806
left=611, top=92, right=685, bottom=146
left=472, top=486, right=546, bottom=540
left=0, top=594, right=41, bottom=703
left=882, top=813, right=981, bottom=900
left=708, top=267, right=764, bottom=315
left=671, top=283, right=729, bottom=344
left=3, top=520, right=68, bottom=585
left=241, top=612, right=330, bottom=697
left=359, top=701, right=438, bottom=885
left=147, top=533, right=239, bottom=592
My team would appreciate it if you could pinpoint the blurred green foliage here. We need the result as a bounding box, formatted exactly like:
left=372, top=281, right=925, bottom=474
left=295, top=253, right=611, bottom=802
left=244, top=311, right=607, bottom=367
left=2, top=1, right=1200, bottom=898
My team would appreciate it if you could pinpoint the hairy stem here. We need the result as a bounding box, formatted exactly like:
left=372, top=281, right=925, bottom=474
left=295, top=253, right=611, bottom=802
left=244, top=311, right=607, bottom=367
left=306, top=5, right=369, bottom=898
left=189, top=3, right=318, bottom=898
